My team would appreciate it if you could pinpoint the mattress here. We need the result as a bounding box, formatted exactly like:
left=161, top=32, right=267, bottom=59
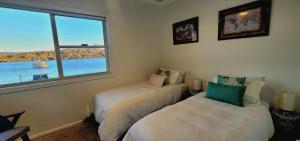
left=123, top=93, right=274, bottom=141
left=93, top=82, right=188, bottom=141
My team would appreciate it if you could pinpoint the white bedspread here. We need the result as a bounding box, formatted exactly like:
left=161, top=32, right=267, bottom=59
left=123, top=94, right=274, bottom=141
left=93, top=82, right=187, bottom=141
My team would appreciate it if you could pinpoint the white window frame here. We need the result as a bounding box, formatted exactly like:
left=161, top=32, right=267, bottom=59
left=0, top=3, right=111, bottom=89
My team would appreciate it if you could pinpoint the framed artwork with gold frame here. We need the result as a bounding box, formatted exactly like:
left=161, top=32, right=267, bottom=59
left=218, top=0, right=272, bottom=40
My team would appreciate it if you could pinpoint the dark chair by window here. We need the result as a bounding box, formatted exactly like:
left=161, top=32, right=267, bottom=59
left=0, top=111, right=30, bottom=141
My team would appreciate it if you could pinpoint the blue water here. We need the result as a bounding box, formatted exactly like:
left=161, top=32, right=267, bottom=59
left=0, top=58, right=107, bottom=85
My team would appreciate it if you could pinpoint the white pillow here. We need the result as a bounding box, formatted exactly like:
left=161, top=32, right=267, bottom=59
left=212, top=76, right=218, bottom=83
left=168, top=70, right=185, bottom=84
left=244, top=80, right=265, bottom=104
left=148, top=74, right=166, bottom=87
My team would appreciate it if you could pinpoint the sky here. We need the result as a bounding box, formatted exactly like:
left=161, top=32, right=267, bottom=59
left=0, top=7, right=104, bottom=52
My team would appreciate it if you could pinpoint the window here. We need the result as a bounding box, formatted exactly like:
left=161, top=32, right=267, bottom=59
left=54, top=16, right=108, bottom=77
left=0, top=5, right=109, bottom=87
left=55, top=16, right=105, bottom=46
left=60, top=48, right=108, bottom=77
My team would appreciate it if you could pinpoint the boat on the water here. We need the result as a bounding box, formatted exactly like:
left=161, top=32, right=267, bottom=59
left=32, top=60, right=48, bottom=68
left=33, top=74, right=48, bottom=80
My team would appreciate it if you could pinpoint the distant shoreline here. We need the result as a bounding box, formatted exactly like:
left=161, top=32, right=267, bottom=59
left=0, top=48, right=105, bottom=62
left=0, top=57, right=105, bottom=64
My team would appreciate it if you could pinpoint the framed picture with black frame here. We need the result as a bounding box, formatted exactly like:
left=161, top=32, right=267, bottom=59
left=173, top=17, right=199, bottom=45
left=218, top=0, right=272, bottom=40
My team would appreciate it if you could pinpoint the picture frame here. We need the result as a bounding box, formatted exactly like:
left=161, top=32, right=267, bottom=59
left=173, top=17, right=199, bottom=45
left=218, top=0, right=272, bottom=40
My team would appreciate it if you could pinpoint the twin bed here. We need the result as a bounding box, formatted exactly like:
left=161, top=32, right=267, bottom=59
left=91, top=73, right=274, bottom=141
left=92, top=82, right=188, bottom=141
left=123, top=93, right=274, bottom=141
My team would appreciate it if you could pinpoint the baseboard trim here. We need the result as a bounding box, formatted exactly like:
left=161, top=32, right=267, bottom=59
left=30, top=120, right=83, bottom=140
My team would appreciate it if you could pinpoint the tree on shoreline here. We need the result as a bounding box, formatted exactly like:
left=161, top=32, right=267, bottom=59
left=0, top=48, right=105, bottom=62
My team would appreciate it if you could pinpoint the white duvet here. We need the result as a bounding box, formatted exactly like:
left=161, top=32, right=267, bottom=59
left=123, top=93, right=274, bottom=141
left=93, top=82, right=187, bottom=141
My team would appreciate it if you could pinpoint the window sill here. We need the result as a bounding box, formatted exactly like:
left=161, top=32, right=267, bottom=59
left=0, top=73, right=115, bottom=95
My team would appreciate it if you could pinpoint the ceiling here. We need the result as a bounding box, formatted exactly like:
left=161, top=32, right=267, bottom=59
left=137, top=0, right=176, bottom=6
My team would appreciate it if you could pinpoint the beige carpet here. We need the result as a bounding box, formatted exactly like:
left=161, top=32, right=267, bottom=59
left=33, top=121, right=100, bottom=141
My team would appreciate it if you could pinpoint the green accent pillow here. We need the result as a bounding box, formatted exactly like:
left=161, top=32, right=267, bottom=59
left=217, top=75, right=246, bottom=86
left=205, top=82, right=246, bottom=107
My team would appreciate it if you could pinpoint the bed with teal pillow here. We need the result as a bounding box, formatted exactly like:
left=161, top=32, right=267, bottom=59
left=205, top=82, right=246, bottom=107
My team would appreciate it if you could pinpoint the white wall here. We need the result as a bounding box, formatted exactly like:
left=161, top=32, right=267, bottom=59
left=159, top=0, right=300, bottom=112
left=0, top=0, right=162, bottom=136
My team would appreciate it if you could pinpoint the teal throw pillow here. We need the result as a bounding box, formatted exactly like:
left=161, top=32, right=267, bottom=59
left=205, top=82, right=246, bottom=107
